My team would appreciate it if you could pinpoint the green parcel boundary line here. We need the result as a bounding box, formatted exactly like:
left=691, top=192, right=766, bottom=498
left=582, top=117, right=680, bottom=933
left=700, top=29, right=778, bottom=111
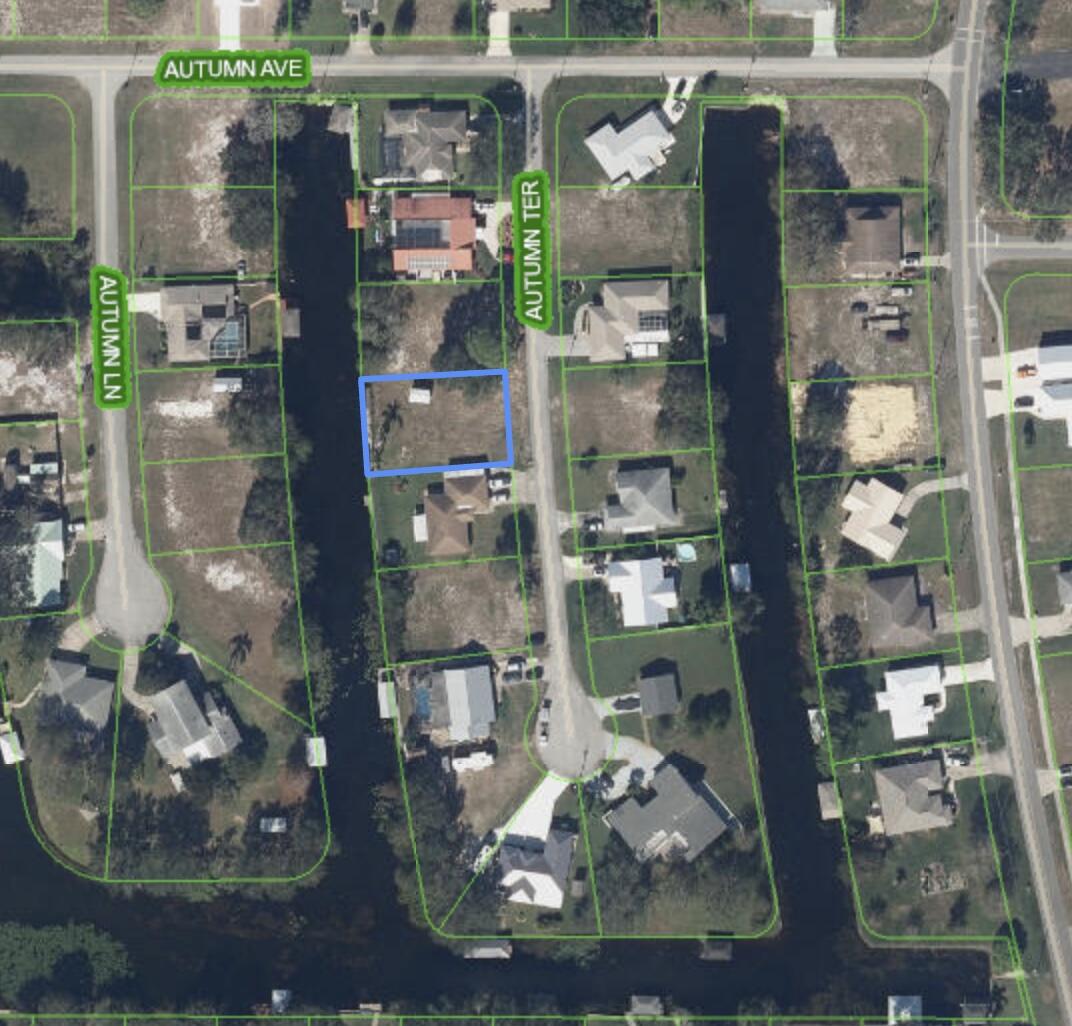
left=1000, top=271, right=1072, bottom=925
left=771, top=91, right=1040, bottom=1020
left=0, top=88, right=338, bottom=886
left=0, top=0, right=943, bottom=43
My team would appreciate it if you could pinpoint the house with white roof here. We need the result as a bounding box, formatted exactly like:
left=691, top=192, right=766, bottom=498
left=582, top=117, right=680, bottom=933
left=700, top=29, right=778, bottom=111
left=1010, top=333, right=1072, bottom=445
left=584, top=106, right=676, bottom=186
left=499, top=829, right=576, bottom=910
left=840, top=478, right=907, bottom=562
left=876, top=662, right=947, bottom=741
left=31, top=519, right=65, bottom=609
left=606, top=557, right=679, bottom=628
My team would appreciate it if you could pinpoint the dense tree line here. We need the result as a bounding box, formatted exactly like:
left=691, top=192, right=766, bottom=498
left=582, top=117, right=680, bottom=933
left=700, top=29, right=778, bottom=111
left=979, top=74, right=1072, bottom=223
left=0, top=921, right=131, bottom=1008
left=785, top=125, right=849, bottom=273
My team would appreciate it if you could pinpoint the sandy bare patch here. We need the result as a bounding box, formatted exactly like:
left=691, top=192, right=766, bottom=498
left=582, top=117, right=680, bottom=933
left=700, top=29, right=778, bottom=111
left=0, top=354, right=78, bottom=418
left=844, top=383, right=920, bottom=463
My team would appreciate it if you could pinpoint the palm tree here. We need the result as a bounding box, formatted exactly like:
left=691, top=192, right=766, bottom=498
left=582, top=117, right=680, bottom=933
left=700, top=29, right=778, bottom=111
left=228, top=632, right=253, bottom=670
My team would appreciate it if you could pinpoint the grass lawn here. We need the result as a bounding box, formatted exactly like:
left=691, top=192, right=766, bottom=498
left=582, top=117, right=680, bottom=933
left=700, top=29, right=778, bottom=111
left=369, top=472, right=520, bottom=566
left=0, top=94, right=75, bottom=238
left=132, top=187, right=276, bottom=278
left=787, top=282, right=931, bottom=382
left=902, top=486, right=968, bottom=563
left=1020, top=465, right=1072, bottom=563
left=108, top=0, right=199, bottom=37
left=137, top=367, right=282, bottom=463
left=0, top=320, right=80, bottom=419
left=158, top=547, right=302, bottom=705
left=143, top=455, right=286, bottom=555
left=16, top=0, right=104, bottom=35
left=841, top=0, right=943, bottom=40
left=130, top=94, right=271, bottom=187
left=14, top=678, right=116, bottom=872
left=658, top=0, right=749, bottom=38
left=368, top=376, right=509, bottom=472
left=786, top=96, right=926, bottom=189
left=1040, top=653, right=1072, bottom=763
left=813, top=559, right=956, bottom=663
left=370, top=0, right=481, bottom=50
left=456, top=685, right=544, bottom=837
left=290, top=0, right=352, bottom=39
left=554, top=94, right=701, bottom=188
left=839, top=761, right=1010, bottom=939
left=358, top=280, right=496, bottom=376
left=556, top=188, right=701, bottom=277
left=1014, top=415, right=1072, bottom=471
left=825, top=657, right=998, bottom=762
left=394, top=559, right=533, bottom=662
left=104, top=678, right=325, bottom=880
left=566, top=362, right=710, bottom=458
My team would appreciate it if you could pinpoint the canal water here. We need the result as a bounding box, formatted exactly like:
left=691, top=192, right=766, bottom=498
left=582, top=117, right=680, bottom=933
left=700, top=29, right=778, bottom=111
left=0, top=107, right=986, bottom=1016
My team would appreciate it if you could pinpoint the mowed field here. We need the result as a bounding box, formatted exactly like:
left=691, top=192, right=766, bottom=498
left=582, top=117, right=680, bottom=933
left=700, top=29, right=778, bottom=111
left=0, top=94, right=75, bottom=237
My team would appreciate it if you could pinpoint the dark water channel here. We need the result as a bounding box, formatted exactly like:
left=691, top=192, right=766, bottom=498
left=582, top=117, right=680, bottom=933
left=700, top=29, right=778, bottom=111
left=0, top=107, right=986, bottom=1018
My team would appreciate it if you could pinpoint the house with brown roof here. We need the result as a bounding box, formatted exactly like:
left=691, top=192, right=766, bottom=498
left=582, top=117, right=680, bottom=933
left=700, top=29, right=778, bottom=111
left=843, top=201, right=903, bottom=278
left=417, top=470, right=492, bottom=558
left=391, top=194, right=478, bottom=277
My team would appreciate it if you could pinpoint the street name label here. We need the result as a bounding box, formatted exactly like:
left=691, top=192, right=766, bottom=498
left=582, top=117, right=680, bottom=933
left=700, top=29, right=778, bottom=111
left=154, top=49, right=312, bottom=89
left=512, top=170, right=552, bottom=331
left=90, top=266, right=132, bottom=411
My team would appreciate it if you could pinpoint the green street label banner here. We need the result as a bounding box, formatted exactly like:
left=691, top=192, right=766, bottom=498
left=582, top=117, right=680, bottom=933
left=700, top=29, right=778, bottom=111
left=90, top=265, right=132, bottom=411
left=512, top=170, right=552, bottom=331
left=155, top=50, right=312, bottom=89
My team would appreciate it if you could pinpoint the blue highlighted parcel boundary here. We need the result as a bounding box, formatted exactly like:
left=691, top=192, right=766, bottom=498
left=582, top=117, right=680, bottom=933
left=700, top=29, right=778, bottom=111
left=358, top=368, right=515, bottom=479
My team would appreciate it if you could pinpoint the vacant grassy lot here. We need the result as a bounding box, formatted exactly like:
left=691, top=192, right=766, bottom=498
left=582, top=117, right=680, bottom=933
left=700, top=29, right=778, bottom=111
left=1012, top=414, right=1072, bottom=471
left=1040, top=653, right=1072, bottom=763
left=159, top=547, right=300, bottom=704
left=368, top=375, right=509, bottom=472
left=786, top=97, right=925, bottom=189
left=370, top=0, right=480, bottom=51
left=557, top=188, right=701, bottom=276
left=359, top=281, right=494, bottom=375
left=289, top=0, right=351, bottom=39
left=394, top=560, right=533, bottom=661
left=132, top=187, right=276, bottom=278
left=659, top=0, right=749, bottom=38
left=842, top=0, right=942, bottom=40
left=0, top=94, right=74, bottom=237
left=16, top=0, right=104, bottom=36
left=1020, top=465, right=1072, bottom=562
left=455, top=685, right=543, bottom=837
left=839, top=762, right=1010, bottom=939
left=108, top=0, right=199, bottom=38
left=143, top=455, right=285, bottom=555
left=787, top=282, right=930, bottom=381
left=131, top=95, right=269, bottom=188
left=137, top=367, right=282, bottom=463
left=0, top=321, right=79, bottom=419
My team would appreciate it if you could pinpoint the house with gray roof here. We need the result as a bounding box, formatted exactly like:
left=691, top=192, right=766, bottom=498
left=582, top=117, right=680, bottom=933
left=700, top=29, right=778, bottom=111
left=605, top=465, right=679, bottom=534
left=607, top=762, right=730, bottom=863
left=844, top=201, right=903, bottom=278
left=415, top=663, right=497, bottom=743
left=578, top=279, right=672, bottom=363
left=865, top=569, right=935, bottom=648
left=874, top=758, right=953, bottom=837
left=42, top=649, right=117, bottom=731
left=147, top=681, right=242, bottom=768
left=638, top=667, right=681, bottom=717
left=499, top=829, right=576, bottom=910
left=381, top=107, right=470, bottom=183
left=584, top=107, right=676, bottom=186
left=158, top=284, right=248, bottom=364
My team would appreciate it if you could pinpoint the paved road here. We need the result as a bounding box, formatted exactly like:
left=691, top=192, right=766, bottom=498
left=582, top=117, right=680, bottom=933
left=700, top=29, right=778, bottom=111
left=948, top=2, right=1072, bottom=1020
left=86, top=69, right=170, bottom=647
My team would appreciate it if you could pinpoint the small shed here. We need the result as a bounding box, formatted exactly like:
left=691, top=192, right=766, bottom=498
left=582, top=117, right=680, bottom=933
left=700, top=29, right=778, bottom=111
left=260, top=816, right=288, bottom=834
left=306, top=736, right=328, bottom=768
left=639, top=671, right=681, bottom=717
